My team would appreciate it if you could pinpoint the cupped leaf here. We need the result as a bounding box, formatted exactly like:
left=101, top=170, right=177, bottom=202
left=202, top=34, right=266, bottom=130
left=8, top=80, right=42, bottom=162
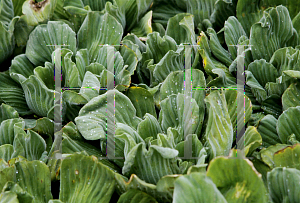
left=59, top=153, right=116, bottom=203
left=248, top=59, right=278, bottom=88
left=125, top=87, right=156, bottom=118
left=207, top=157, right=267, bottom=203
left=270, top=47, right=300, bottom=75
left=117, top=189, right=158, bottom=203
left=15, top=159, right=53, bottom=203
left=273, top=144, right=300, bottom=169
left=159, top=93, right=200, bottom=139
left=9, top=54, right=35, bottom=84
left=204, top=90, right=233, bottom=160
left=0, top=144, right=14, bottom=162
left=257, top=115, right=281, bottom=147
left=282, top=83, right=300, bottom=110
left=77, top=12, right=123, bottom=61
left=224, top=16, right=247, bottom=59
left=165, top=13, right=195, bottom=45
left=75, top=90, right=142, bottom=140
left=0, top=17, right=17, bottom=64
left=250, top=6, right=296, bottom=61
left=122, top=143, right=182, bottom=184
left=173, top=173, right=227, bottom=203
left=131, top=10, right=153, bottom=37
left=277, top=106, right=300, bottom=144
left=244, top=126, right=262, bottom=156
left=0, top=103, right=19, bottom=124
left=267, top=167, right=300, bottom=203
left=137, top=113, right=162, bottom=140
left=1, top=181, right=33, bottom=203
left=25, top=21, right=76, bottom=66
left=260, top=144, right=291, bottom=168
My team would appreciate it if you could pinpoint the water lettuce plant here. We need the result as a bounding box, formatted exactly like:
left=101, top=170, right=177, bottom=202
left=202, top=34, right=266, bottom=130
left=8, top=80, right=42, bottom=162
left=0, top=0, right=300, bottom=202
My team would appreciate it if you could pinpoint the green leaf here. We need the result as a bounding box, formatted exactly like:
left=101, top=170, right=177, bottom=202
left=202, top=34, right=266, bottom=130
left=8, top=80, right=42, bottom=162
left=244, top=126, right=262, bottom=156
left=12, top=129, right=47, bottom=161
left=1, top=181, right=33, bottom=203
left=18, top=75, right=57, bottom=117
left=245, top=71, right=267, bottom=103
left=273, top=144, right=300, bottom=169
left=79, top=71, right=100, bottom=101
left=0, top=0, right=14, bottom=26
left=207, top=28, right=232, bottom=67
left=59, top=153, right=116, bottom=203
left=268, top=167, right=300, bottom=203
left=0, top=118, right=23, bottom=145
left=282, top=83, right=300, bottom=110
left=9, top=54, right=35, bottom=84
left=270, top=47, right=300, bottom=75
left=15, top=160, right=53, bottom=203
left=0, top=17, right=17, bottom=64
left=152, top=47, right=184, bottom=84
left=204, top=91, right=233, bottom=160
left=117, top=189, right=158, bottom=203
left=0, top=144, right=13, bottom=162
left=20, top=0, right=57, bottom=26
left=173, top=173, right=227, bottom=203
left=260, top=144, right=290, bottom=168
left=277, top=106, right=300, bottom=144
left=207, top=157, right=267, bottom=203
left=225, top=89, right=252, bottom=140
left=131, top=11, right=153, bottom=37
left=224, top=16, right=247, bottom=59
left=125, top=87, right=156, bottom=118
left=186, top=0, right=216, bottom=27
left=137, top=113, right=162, bottom=140
left=75, top=90, right=142, bottom=140
left=0, top=104, right=19, bottom=124
left=77, top=12, right=123, bottom=61
left=159, top=93, right=200, bottom=139
left=25, top=21, right=76, bottom=66
left=250, top=6, right=296, bottom=61
left=257, top=115, right=281, bottom=147
left=165, top=13, right=195, bottom=45
left=248, top=59, right=278, bottom=88
left=0, top=191, right=18, bottom=203
left=122, top=143, right=183, bottom=184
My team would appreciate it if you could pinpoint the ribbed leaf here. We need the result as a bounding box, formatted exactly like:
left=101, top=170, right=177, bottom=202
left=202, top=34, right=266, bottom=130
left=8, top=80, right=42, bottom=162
left=9, top=54, right=35, bottom=84
left=268, top=167, right=300, bottom=203
left=77, top=12, right=123, bottom=61
left=186, top=0, right=216, bottom=27
left=270, top=47, right=300, bottom=75
left=257, top=115, right=281, bottom=147
left=0, top=118, right=23, bottom=145
left=248, top=59, right=278, bottom=88
left=25, top=21, right=76, bottom=66
left=282, top=83, right=300, bottom=110
left=204, top=91, right=233, bottom=160
left=0, top=104, right=19, bottom=124
left=75, top=90, right=142, bottom=140
left=0, top=0, right=14, bottom=26
left=165, top=13, right=195, bottom=45
left=273, top=144, right=300, bottom=169
left=131, top=11, right=153, bottom=37
left=122, top=143, right=182, bottom=184
left=125, top=87, right=156, bottom=118
left=260, top=144, right=290, bottom=168
left=244, top=126, right=262, bottom=156
left=173, top=173, right=227, bottom=203
left=207, top=157, right=267, bottom=203
left=0, top=18, right=17, bottom=64
left=159, top=93, right=200, bottom=139
left=277, top=107, right=300, bottom=144
left=250, top=6, right=296, bottom=61
left=0, top=144, right=13, bottom=162
left=13, top=160, right=52, bottom=203
left=59, top=153, right=116, bottom=203
left=117, top=189, right=158, bottom=203
left=224, top=16, right=247, bottom=59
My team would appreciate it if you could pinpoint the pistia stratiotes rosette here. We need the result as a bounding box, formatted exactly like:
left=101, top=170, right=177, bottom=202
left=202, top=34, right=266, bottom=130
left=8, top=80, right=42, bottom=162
left=0, top=0, right=300, bottom=202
